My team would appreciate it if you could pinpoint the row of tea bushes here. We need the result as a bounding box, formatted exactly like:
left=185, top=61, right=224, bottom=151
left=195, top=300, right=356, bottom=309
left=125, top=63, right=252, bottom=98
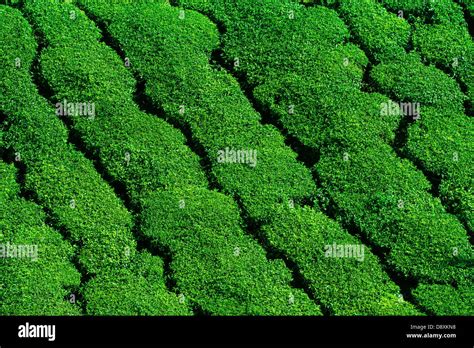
left=79, top=0, right=422, bottom=315
left=174, top=0, right=473, bottom=314
left=23, top=0, right=322, bottom=315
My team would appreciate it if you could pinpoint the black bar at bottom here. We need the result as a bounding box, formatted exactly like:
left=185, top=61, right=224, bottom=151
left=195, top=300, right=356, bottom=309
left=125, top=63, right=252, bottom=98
left=0, top=316, right=472, bottom=346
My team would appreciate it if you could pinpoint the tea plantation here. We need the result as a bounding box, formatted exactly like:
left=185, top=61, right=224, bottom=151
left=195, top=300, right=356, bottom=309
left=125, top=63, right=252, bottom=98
left=0, top=0, right=472, bottom=316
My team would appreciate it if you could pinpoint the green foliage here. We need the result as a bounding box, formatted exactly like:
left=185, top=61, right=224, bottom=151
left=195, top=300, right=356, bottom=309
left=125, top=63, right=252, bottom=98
left=79, top=1, right=318, bottom=221
left=403, top=107, right=473, bottom=231
left=0, top=5, right=137, bottom=275
left=412, top=282, right=474, bottom=315
left=140, top=186, right=322, bottom=315
left=23, top=0, right=102, bottom=47
left=0, top=0, right=471, bottom=317
left=24, top=0, right=208, bottom=201
left=0, top=5, right=37, bottom=70
left=371, top=56, right=473, bottom=231
left=371, top=53, right=466, bottom=114
left=175, top=0, right=474, bottom=312
left=412, top=22, right=474, bottom=111
left=380, top=0, right=466, bottom=25
left=83, top=252, right=192, bottom=315
left=261, top=205, right=420, bottom=315
left=0, top=161, right=81, bottom=315
left=315, top=143, right=473, bottom=283
left=254, top=77, right=400, bottom=149
left=338, top=0, right=411, bottom=62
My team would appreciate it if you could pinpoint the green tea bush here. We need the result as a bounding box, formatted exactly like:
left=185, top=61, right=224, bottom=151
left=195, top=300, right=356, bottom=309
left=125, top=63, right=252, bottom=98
left=79, top=1, right=318, bottom=221
left=412, top=282, right=474, bottom=315
left=140, top=186, right=322, bottom=315
left=338, top=0, right=411, bottom=62
left=83, top=252, right=192, bottom=316
left=254, top=77, right=400, bottom=149
left=0, top=4, right=137, bottom=274
left=83, top=0, right=429, bottom=315
left=2, top=3, right=195, bottom=316
left=404, top=107, right=473, bottom=191
left=261, top=205, right=420, bottom=315
left=412, top=23, right=474, bottom=112
left=371, top=53, right=466, bottom=114
left=175, top=0, right=473, bottom=312
left=25, top=0, right=324, bottom=316
left=0, top=161, right=81, bottom=315
left=371, top=57, right=473, bottom=231
left=380, top=0, right=466, bottom=25
left=0, top=0, right=470, bottom=316
left=23, top=0, right=208, bottom=201
left=315, top=143, right=472, bottom=283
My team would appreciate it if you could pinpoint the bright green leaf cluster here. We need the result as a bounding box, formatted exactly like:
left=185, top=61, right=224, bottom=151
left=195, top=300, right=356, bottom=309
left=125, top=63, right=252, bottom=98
left=0, top=161, right=81, bottom=315
left=140, top=186, right=322, bottom=315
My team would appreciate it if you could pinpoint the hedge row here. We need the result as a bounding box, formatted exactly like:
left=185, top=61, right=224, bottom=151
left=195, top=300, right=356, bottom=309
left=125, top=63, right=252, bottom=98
left=316, top=143, right=472, bottom=284
left=140, top=187, right=322, bottom=315
left=371, top=54, right=473, bottom=233
left=330, top=0, right=473, bottom=233
left=25, top=0, right=324, bottom=315
left=412, top=281, right=474, bottom=315
left=261, top=205, right=419, bottom=315
left=370, top=53, right=466, bottom=113
left=22, top=0, right=208, bottom=203
left=174, top=0, right=473, bottom=312
left=0, top=4, right=136, bottom=275
left=380, top=0, right=466, bottom=25
left=337, top=0, right=472, bottom=112
left=80, top=0, right=423, bottom=315
left=254, top=76, right=400, bottom=150
left=337, top=0, right=411, bottom=63
left=402, top=106, right=473, bottom=232
left=380, top=0, right=474, bottom=112
left=411, top=20, right=474, bottom=113
left=2, top=4, right=194, bottom=315
left=83, top=251, right=192, bottom=316
left=0, top=161, right=81, bottom=315
left=78, top=0, right=318, bottom=221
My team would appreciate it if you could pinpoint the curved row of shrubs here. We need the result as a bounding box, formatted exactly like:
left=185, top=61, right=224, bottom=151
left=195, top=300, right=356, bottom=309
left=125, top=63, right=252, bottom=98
left=0, top=4, right=192, bottom=316
left=0, top=160, right=81, bottom=315
left=371, top=57, right=473, bottom=233
left=0, top=4, right=136, bottom=276
left=332, top=0, right=473, bottom=234
left=336, top=0, right=473, bottom=114
left=140, top=187, right=322, bottom=315
left=21, top=0, right=208, bottom=203
left=174, top=0, right=473, bottom=314
left=79, top=0, right=421, bottom=315
left=22, top=0, right=322, bottom=316
left=322, top=0, right=474, bottom=313
left=78, top=0, right=317, bottom=222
